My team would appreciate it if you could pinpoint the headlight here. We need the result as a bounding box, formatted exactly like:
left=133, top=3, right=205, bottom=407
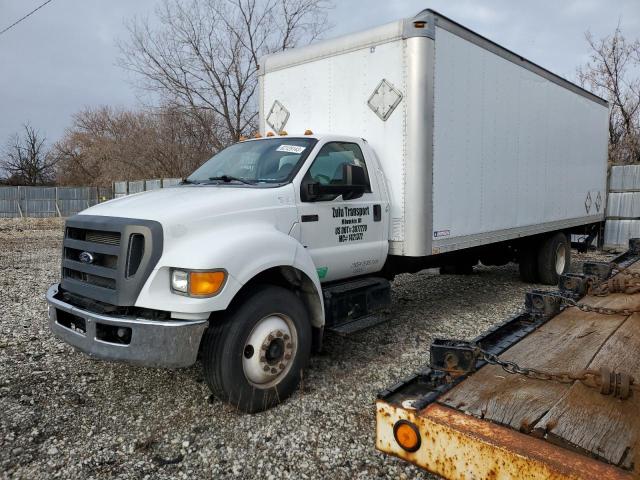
left=170, top=269, right=227, bottom=297
left=171, top=270, right=189, bottom=293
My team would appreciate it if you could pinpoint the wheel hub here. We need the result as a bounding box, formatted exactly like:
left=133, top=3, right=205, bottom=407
left=555, top=243, right=567, bottom=275
left=242, top=315, right=296, bottom=388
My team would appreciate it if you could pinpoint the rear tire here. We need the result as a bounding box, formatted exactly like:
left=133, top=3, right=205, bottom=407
left=537, top=233, right=571, bottom=285
left=201, top=285, right=311, bottom=413
left=518, top=242, right=539, bottom=283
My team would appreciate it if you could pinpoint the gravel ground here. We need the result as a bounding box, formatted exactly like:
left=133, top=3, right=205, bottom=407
left=0, top=218, right=615, bottom=479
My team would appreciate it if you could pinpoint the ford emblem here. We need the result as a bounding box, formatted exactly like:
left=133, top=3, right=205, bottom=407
left=79, top=251, right=95, bottom=264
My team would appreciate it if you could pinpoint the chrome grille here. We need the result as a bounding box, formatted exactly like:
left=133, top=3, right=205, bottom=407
left=86, top=230, right=121, bottom=246
left=66, top=227, right=121, bottom=246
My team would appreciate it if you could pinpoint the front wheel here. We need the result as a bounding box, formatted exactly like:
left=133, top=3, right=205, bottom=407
left=201, top=285, right=311, bottom=413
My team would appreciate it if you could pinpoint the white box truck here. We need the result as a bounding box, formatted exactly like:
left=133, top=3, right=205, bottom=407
left=46, top=10, right=608, bottom=412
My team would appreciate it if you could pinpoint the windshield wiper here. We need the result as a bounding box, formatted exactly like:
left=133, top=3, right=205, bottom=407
left=207, top=175, right=255, bottom=185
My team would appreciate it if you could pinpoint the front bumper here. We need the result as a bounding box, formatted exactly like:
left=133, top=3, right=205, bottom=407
left=46, top=284, right=208, bottom=368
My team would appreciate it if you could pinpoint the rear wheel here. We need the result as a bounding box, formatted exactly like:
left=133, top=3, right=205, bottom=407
left=201, top=285, right=311, bottom=413
left=537, top=233, right=571, bottom=285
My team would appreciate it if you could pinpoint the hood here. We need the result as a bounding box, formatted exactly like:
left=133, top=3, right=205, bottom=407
left=81, top=184, right=297, bottom=226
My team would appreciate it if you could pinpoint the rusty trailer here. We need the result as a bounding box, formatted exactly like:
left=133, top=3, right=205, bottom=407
left=376, top=240, right=640, bottom=479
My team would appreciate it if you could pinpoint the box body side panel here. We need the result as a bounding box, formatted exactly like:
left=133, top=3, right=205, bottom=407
left=431, top=26, right=608, bottom=253
left=261, top=39, right=408, bottom=247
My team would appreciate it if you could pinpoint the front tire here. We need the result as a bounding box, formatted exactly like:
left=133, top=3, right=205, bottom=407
left=201, top=285, right=311, bottom=413
left=537, top=233, right=571, bottom=285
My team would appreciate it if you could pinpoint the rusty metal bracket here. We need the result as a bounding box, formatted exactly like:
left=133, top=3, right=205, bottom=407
left=559, top=274, right=589, bottom=297
left=525, top=290, right=563, bottom=317
left=430, top=340, right=480, bottom=375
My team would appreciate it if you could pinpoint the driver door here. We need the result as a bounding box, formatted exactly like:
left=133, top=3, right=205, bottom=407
left=297, top=141, right=386, bottom=283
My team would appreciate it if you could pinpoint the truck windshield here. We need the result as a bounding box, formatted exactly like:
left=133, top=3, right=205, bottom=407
left=186, top=137, right=317, bottom=185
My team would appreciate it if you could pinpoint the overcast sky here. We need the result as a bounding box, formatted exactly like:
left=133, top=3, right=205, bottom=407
left=1, top=0, right=638, bottom=146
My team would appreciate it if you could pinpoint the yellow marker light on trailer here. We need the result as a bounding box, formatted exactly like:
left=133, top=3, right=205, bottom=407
left=393, top=420, right=421, bottom=452
left=189, top=271, right=226, bottom=297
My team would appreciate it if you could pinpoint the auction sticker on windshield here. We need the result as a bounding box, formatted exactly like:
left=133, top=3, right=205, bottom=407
left=276, top=145, right=306, bottom=154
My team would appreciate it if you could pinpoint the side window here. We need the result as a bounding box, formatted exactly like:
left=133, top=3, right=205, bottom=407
left=306, top=142, right=371, bottom=191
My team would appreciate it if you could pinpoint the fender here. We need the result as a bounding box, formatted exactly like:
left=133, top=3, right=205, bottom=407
left=135, top=223, right=325, bottom=324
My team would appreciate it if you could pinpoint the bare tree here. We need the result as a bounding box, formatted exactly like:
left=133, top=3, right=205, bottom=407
left=578, top=25, right=640, bottom=164
left=54, top=105, right=221, bottom=186
left=1, top=123, right=56, bottom=185
left=118, top=0, right=332, bottom=144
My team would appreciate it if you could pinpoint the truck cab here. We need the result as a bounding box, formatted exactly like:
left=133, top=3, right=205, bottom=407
left=47, top=133, right=392, bottom=413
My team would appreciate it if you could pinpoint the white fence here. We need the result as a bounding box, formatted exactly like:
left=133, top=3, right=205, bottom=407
left=0, top=186, right=111, bottom=218
left=114, top=178, right=181, bottom=198
left=0, top=177, right=182, bottom=218
left=605, top=165, right=640, bottom=249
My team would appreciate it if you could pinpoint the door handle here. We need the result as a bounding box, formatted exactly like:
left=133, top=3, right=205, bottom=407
left=301, top=214, right=319, bottom=222
left=373, top=205, right=382, bottom=222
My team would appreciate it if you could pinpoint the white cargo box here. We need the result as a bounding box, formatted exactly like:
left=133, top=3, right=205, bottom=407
left=259, top=10, right=608, bottom=257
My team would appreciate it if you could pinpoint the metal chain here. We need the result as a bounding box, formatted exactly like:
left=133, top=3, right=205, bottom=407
left=561, top=297, right=640, bottom=316
left=562, top=262, right=640, bottom=313
left=480, top=349, right=637, bottom=400
left=588, top=277, right=640, bottom=297
left=456, top=260, right=640, bottom=400
left=587, top=263, right=640, bottom=297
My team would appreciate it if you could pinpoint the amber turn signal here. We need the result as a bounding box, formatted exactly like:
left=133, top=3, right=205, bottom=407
left=393, top=420, right=421, bottom=452
left=189, top=271, right=226, bottom=297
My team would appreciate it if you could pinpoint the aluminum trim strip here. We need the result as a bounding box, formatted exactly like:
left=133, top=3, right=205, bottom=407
left=432, top=215, right=604, bottom=254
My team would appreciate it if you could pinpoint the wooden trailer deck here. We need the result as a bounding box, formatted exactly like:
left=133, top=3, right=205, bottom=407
left=376, top=244, right=640, bottom=479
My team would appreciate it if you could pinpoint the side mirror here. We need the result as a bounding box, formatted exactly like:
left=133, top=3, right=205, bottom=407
left=302, top=164, right=367, bottom=202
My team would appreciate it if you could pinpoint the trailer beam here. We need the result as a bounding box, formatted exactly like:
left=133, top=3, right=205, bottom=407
left=376, top=402, right=633, bottom=480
